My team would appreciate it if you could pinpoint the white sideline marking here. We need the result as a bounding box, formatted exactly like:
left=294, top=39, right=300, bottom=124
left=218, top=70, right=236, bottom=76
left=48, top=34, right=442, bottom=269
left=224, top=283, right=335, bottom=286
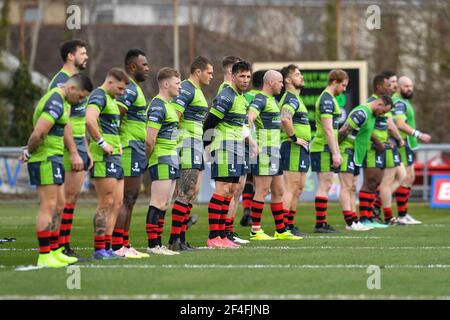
left=15, top=265, right=44, bottom=271
left=8, top=263, right=450, bottom=271
left=1, top=293, right=450, bottom=300
left=243, top=246, right=450, bottom=250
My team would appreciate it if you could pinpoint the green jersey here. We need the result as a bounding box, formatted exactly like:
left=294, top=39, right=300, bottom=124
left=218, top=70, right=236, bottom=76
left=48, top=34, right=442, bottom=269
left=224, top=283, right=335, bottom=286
left=171, top=79, right=208, bottom=141
left=279, top=90, right=311, bottom=143
left=48, top=68, right=86, bottom=139
left=217, top=81, right=232, bottom=95
left=29, top=88, right=70, bottom=163
left=147, top=95, right=179, bottom=168
left=87, top=87, right=122, bottom=161
left=367, top=94, right=392, bottom=143
left=210, top=85, right=248, bottom=153
left=244, top=89, right=262, bottom=105
left=310, top=89, right=341, bottom=152
left=392, top=92, right=418, bottom=149
left=249, top=92, right=281, bottom=149
left=340, top=104, right=376, bottom=165
left=117, top=78, right=148, bottom=151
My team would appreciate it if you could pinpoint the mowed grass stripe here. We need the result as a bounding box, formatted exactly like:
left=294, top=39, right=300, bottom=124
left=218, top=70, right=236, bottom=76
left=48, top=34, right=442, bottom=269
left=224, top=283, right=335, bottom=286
left=2, top=294, right=450, bottom=300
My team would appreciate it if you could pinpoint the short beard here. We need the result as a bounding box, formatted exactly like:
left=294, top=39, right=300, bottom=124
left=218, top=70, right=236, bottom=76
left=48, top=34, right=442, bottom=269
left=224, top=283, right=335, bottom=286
left=401, top=91, right=413, bottom=99
left=294, top=84, right=304, bottom=90
left=75, top=61, right=86, bottom=71
left=135, top=72, right=147, bottom=82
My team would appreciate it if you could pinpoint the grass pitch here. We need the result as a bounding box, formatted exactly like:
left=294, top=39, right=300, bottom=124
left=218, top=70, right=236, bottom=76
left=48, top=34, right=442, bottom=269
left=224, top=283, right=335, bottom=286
left=1, top=201, right=450, bottom=300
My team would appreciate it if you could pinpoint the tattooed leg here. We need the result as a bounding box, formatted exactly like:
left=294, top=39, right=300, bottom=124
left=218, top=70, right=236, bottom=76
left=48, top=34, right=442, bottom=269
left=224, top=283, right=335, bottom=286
left=92, top=178, right=116, bottom=236
left=175, top=169, right=201, bottom=205
left=93, top=208, right=108, bottom=236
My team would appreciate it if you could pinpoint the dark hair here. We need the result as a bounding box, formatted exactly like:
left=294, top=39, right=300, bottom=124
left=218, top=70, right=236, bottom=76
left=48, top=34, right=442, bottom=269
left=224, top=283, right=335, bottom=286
left=70, top=73, right=93, bottom=92
left=107, top=68, right=130, bottom=84
left=252, top=70, right=265, bottom=90
left=222, top=55, right=241, bottom=71
left=280, top=64, right=299, bottom=83
left=380, top=70, right=397, bottom=78
left=157, top=67, right=180, bottom=83
left=190, top=56, right=213, bottom=74
left=328, top=69, right=348, bottom=84
left=125, top=49, right=146, bottom=68
left=373, top=73, right=389, bottom=92
left=381, top=94, right=393, bottom=108
left=60, top=39, right=87, bottom=63
left=231, top=61, right=251, bottom=75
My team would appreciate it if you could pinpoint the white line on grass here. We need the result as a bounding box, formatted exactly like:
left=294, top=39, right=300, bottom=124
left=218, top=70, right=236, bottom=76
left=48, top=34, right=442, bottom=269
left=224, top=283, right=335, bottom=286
left=1, top=293, right=450, bottom=300
left=9, top=263, right=450, bottom=271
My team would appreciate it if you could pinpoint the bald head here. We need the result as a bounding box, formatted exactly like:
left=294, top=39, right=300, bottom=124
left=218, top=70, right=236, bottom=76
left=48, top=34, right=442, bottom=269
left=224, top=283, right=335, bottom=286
left=262, top=70, right=283, bottom=96
left=263, top=70, right=282, bottom=83
left=398, top=76, right=413, bottom=87
left=398, top=76, right=414, bottom=99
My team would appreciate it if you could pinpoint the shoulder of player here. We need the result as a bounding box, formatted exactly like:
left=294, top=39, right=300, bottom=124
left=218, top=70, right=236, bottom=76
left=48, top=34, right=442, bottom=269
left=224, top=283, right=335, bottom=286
left=348, top=106, right=368, bottom=125
left=48, top=71, right=70, bottom=90
left=214, top=86, right=237, bottom=105
left=180, top=79, right=197, bottom=93
left=251, top=93, right=268, bottom=105
left=45, top=90, right=65, bottom=107
left=282, top=92, right=299, bottom=107
left=393, top=100, right=407, bottom=113
left=87, top=88, right=108, bottom=107
left=149, top=96, right=169, bottom=111
left=319, top=91, right=335, bottom=104
left=41, top=90, right=65, bottom=119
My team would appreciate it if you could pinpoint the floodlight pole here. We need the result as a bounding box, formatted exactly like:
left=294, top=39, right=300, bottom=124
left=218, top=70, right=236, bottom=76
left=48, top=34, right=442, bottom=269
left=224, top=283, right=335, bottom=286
left=173, top=0, right=180, bottom=71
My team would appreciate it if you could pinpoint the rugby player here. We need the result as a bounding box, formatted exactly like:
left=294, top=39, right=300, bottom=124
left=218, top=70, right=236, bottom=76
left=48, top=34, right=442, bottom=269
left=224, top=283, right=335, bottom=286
left=248, top=70, right=302, bottom=240
left=112, top=49, right=150, bottom=258
left=168, top=56, right=213, bottom=251
left=223, top=71, right=265, bottom=244
left=310, top=70, right=347, bottom=233
left=203, top=61, right=254, bottom=248
left=338, top=95, right=393, bottom=231
left=21, top=73, right=92, bottom=267
left=47, top=39, right=90, bottom=258
left=279, top=64, right=310, bottom=237
left=217, top=56, right=241, bottom=93
left=372, top=70, right=407, bottom=224
left=392, top=76, right=431, bottom=224
left=358, top=74, right=395, bottom=228
left=86, top=68, right=129, bottom=260
left=145, top=67, right=182, bottom=255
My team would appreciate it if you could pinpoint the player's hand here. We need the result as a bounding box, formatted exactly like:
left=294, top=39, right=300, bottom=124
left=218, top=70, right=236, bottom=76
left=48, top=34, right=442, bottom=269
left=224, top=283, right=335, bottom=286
left=203, top=145, right=212, bottom=163
left=70, top=151, right=84, bottom=172
left=119, top=144, right=123, bottom=156
left=398, top=138, right=405, bottom=147
left=102, top=143, right=114, bottom=155
left=332, top=152, right=342, bottom=168
left=249, top=138, right=259, bottom=158
left=374, top=141, right=385, bottom=154
left=294, top=138, right=309, bottom=150
left=388, top=140, right=395, bottom=149
left=87, top=152, right=94, bottom=170
left=419, top=133, right=431, bottom=143
left=18, top=146, right=30, bottom=163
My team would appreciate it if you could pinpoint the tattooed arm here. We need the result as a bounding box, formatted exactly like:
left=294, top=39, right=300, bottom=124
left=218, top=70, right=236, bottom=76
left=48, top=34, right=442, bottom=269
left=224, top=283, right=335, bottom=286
left=338, top=122, right=353, bottom=145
